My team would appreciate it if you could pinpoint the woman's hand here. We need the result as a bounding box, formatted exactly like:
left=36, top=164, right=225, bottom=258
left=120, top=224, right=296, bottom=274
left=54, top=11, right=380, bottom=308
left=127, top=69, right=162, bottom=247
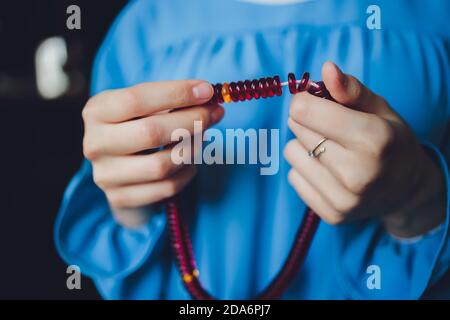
left=82, top=80, right=224, bottom=228
left=285, top=62, right=446, bottom=238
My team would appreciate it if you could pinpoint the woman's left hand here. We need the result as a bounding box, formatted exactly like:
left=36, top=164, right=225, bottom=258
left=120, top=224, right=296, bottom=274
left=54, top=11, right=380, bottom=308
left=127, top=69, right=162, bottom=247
left=284, top=61, right=446, bottom=238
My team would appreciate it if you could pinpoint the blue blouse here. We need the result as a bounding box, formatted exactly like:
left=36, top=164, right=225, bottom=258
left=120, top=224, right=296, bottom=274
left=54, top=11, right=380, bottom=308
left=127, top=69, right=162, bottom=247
left=55, top=0, right=450, bottom=299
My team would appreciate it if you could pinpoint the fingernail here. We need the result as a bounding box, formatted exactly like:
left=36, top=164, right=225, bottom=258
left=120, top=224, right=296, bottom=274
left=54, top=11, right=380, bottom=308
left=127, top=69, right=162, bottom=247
left=210, top=107, right=223, bottom=123
left=192, top=82, right=213, bottom=100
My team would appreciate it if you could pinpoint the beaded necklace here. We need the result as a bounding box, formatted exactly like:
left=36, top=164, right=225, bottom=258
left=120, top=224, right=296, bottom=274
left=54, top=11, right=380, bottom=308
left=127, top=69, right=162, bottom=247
left=168, top=72, right=331, bottom=299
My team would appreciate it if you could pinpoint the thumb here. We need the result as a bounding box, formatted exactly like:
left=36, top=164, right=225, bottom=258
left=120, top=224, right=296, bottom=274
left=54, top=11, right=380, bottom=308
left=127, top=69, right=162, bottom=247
left=322, top=61, right=399, bottom=122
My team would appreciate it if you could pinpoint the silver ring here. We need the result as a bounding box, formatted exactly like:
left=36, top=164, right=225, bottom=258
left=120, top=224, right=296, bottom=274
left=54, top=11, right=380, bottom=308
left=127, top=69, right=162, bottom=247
left=308, top=138, right=328, bottom=158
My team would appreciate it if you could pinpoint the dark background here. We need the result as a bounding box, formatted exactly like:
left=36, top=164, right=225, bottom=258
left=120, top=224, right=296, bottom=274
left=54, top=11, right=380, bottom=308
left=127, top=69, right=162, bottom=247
left=0, top=0, right=128, bottom=299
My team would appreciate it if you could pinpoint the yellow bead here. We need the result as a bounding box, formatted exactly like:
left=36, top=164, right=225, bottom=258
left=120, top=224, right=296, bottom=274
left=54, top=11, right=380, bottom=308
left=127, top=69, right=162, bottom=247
left=182, top=273, right=193, bottom=283
left=222, top=83, right=232, bottom=103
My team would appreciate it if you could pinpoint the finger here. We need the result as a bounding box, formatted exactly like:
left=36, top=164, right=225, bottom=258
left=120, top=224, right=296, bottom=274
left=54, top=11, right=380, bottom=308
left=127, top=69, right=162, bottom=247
left=90, top=80, right=214, bottom=122
left=287, top=117, right=354, bottom=185
left=284, top=139, right=359, bottom=214
left=106, top=165, right=197, bottom=209
left=93, top=148, right=185, bottom=188
left=287, top=169, right=343, bottom=225
left=96, top=104, right=224, bottom=156
left=322, top=61, right=400, bottom=122
left=289, top=90, right=378, bottom=148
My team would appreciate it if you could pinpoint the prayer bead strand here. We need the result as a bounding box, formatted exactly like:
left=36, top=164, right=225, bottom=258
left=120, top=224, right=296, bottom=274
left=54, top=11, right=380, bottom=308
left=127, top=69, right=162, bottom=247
left=167, top=71, right=332, bottom=300
left=209, top=72, right=331, bottom=104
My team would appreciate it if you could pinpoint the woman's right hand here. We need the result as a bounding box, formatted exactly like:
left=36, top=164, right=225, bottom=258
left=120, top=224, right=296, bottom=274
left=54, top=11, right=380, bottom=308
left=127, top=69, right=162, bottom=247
left=82, top=80, right=224, bottom=228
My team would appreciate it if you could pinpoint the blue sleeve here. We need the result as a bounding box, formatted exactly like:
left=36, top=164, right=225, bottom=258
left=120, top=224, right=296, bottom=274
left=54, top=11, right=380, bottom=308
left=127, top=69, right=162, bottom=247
left=54, top=0, right=167, bottom=281
left=333, top=141, right=450, bottom=299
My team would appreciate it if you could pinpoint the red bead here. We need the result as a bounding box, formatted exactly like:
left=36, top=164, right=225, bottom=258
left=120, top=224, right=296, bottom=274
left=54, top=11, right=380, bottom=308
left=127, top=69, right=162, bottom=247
left=211, top=72, right=324, bottom=103
left=251, top=79, right=260, bottom=99
left=228, top=82, right=239, bottom=102
left=237, top=81, right=246, bottom=101
left=213, top=83, right=224, bottom=103
left=244, top=80, right=253, bottom=100
left=288, top=73, right=297, bottom=94
left=273, top=76, right=282, bottom=96
left=259, top=78, right=268, bottom=98
left=256, top=79, right=264, bottom=99
left=266, top=77, right=274, bottom=97
left=298, top=72, right=310, bottom=91
left=308, top=80, right=322, bottom=95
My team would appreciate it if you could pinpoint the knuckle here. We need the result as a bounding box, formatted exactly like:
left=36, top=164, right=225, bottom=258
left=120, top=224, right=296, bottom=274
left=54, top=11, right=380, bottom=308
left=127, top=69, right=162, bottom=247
left=169, top=82, right=191, bottom=104
left=291, top=93, right=310, bottom=120
left=82, top=95, right=103, bottom=121
left=287, top=168, right=296, bottom=183
left=344, top=177, right=369, bottom=195
left=331, top=196, right=359, bottom=215
left=324, top=213, right=346, bottom=226
left=83, top=90, right=114, bottom=121
left=86, top=90, right=109, bottom=108
left=372, top=120, right=395, bottom=156
left=341, top=168, right=375, bottom=195
left=363, top=117, right=394, bottom=156
left=92, top=167, right=108, bottom=189
left=152, top=157, right=171, bottom=179
left=359, top=114, right=377, bottom=135
left=81, top=104, right=92, bottom=122
left=284, top=139, right=298, bottom=159
left=197, top=108, right=211, bottom=127
left=163, top=180, right=179, bottom=198
left=111, top=87, right=141, bottom=116
left=107, top=191, right=126, bottom=209
left=332, top=200, right=350, bottom=215
left=287, top=169, right=301, bottom=189
left=141, top=118, right=163, bottom=148
left=83, top=137, right=100, bottom=160
left=118, top=88, right=141, bottom=115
